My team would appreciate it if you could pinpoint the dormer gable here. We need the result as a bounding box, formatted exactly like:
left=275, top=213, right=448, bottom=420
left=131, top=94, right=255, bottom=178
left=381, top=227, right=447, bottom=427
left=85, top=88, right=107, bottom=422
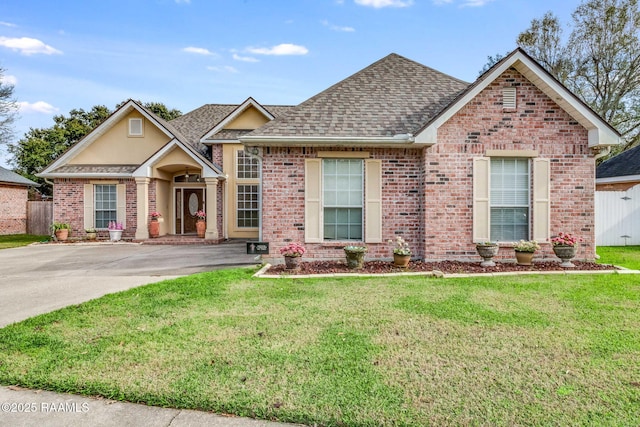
left=200, top=97, right=276, bottom=143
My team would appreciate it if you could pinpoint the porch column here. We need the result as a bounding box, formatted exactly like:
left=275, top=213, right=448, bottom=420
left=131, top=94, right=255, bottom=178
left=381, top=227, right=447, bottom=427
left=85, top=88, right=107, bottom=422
left=135, top=177, right=150, bottom=240
left=204, top=177, right=219, bottom=240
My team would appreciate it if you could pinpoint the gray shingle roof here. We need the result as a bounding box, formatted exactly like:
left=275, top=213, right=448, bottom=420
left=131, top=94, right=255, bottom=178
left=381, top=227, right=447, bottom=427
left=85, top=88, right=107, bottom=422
left=596, top=144, right=640, bottom=179
left=0, top=166, right=39, bottom=186
left=169, top=104, right=294, bottom=146
left=247, top=53, right=470, bottom=139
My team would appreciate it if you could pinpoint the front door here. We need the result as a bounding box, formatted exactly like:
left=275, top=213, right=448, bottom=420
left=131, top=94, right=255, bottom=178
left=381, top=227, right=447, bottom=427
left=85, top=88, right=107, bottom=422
left=175, top=188, right=204, bottom=234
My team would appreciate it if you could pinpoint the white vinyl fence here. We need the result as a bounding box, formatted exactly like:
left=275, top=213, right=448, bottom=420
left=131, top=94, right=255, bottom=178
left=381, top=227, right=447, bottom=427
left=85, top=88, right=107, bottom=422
left=595, top=184, right=640, bottom=246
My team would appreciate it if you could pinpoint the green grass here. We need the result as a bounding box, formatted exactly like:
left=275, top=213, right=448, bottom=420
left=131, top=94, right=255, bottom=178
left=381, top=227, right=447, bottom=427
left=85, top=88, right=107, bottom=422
left=1, top=263, right=639, bottom=426
left=597, top=245, right=640, bottom=270
left=0, top=234, right=49, bottom=249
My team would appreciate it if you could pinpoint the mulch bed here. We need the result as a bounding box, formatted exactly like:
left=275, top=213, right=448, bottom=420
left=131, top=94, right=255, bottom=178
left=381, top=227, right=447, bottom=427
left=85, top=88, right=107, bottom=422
left=266, top=260, right=619, bottom=275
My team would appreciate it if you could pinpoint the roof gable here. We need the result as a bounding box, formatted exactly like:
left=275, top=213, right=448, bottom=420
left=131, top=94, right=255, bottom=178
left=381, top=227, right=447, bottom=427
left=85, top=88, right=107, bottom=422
left=40, top=100, right=179, bottom=176
left=200, top=97, right=276, bottom=143
left=242, top=53, right=470, bottom=144
left=415, top=48, right=620, bottom=148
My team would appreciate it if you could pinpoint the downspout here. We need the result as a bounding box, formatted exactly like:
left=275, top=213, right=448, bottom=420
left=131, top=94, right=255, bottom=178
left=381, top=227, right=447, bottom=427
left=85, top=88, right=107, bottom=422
left=593, top=145, right=611, bottom=161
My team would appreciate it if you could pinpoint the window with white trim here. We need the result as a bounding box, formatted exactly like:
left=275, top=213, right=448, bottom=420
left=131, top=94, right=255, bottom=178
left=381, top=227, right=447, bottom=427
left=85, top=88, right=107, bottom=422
left=94, top=184, right=117, bottom=228
left=237, top=184, right=259, bottom=228
left=237, top=150, right=260, bottom=179
left=490, top=158, right=530, bottom=241
left=323, top=159, right=363, bottom=240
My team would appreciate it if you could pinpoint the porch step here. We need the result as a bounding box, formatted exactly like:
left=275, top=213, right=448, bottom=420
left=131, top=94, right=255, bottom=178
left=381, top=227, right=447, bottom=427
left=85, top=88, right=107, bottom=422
left=136, top=235, right=219, bottom=245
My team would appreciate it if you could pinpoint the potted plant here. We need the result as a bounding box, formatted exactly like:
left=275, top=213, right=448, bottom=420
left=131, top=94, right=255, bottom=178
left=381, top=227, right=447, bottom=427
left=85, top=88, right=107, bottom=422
left=195, top=210, right=206, bottom=238
left=551, top=232, right=580, bottom=268
left=50, top=221, right=71, bottom=241
left=513, top=239, right=540, bottom=265
left=85, top=227, right=97, bottom=241
left=280, top=242, right=306, bottom=270
left=475, top=241, right=499, bottom=267
left=344, top=245, right=367, bottom=270
left=389, top=236, right=411, bottom=267
left=108, top=221, right=124, bottom=242
left=149, top=212, right=161, bottom=238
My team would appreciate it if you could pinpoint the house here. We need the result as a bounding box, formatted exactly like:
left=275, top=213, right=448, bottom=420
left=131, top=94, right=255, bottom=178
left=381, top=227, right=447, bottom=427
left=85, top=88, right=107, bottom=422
left=594, top=144, right=640, bottom=245
left=39, top=98, right=293, bottom=241
left=0, top=166, right=40, bottom=235
left=39, top=48, right=619, bottom=261
left=241, top=48, right=619, bottom=261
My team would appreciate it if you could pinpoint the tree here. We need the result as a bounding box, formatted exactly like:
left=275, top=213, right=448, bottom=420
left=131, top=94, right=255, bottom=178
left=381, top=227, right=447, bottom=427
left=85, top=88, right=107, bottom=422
left=116, top=100, right=182, bottom=121
left=0, top=66, right=18, bottom=147
left=7, top=101, right=182, bottom=195
left=516, top=0, right=640, bottom=154
left=8, top=105, right=111, bottom=195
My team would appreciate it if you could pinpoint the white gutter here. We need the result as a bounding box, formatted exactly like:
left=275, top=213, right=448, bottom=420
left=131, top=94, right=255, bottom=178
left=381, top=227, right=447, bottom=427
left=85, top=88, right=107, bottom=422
left=596, top=174, right=640, bottom=184
left=240, top=134, right=415, bottom=145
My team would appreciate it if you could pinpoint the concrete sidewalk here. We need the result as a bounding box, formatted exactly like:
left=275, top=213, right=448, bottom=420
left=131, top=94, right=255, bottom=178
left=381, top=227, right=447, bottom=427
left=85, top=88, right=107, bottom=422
left=0, top=386, right=296, bottom=427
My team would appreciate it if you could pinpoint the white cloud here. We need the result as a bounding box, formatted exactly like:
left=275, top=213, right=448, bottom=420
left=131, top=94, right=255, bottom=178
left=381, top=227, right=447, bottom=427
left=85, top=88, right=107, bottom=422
left=207, top=65, right=238, bottom=73
left=2, top=75, right=18, bottom=86
left=233, top=53, right=259, bottom=63
left=0, top=21, right=17, bottom=27
left=354, top=0, right=414, bottom=8
left=321, top=20, right=355, bottom=32
left=182, top=46, right=215, bottom=56
left=0, top=37, right=62, bottom=55
left=18, top=101, right=58, bottom=114
left=246, top=43, right=309, bottom=56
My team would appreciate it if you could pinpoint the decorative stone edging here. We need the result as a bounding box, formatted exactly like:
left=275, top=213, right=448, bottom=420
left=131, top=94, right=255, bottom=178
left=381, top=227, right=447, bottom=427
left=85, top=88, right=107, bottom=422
left=253, top=263, right=639, bottom=279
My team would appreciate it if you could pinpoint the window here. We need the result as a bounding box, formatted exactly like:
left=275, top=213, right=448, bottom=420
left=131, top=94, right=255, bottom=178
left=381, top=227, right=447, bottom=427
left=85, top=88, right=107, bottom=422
left=94, top=184, right=117, bottom=228
left=490, top=158, right=530, bottom=241
left=323, top=159, right=363, bottom=240
left=237, top=184, right=259, bottom=228
left=237, top=150, right=260, bottom=179
left=129, top=118, right=143, bottom=136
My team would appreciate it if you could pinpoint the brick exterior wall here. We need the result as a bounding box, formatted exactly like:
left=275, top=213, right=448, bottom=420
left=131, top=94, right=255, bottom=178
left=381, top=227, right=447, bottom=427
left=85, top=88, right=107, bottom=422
left=53, top=178, right=137, bottom=239
left=262, top=68, right=597, bottom=262
left=430, top=68, right=594, bottom=260
left=261, top=147, right=424, bottom=260
left=0, top=184, right=28, bottom=235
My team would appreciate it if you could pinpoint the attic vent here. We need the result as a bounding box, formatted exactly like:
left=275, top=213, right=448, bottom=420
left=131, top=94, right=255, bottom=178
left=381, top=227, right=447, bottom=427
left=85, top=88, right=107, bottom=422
left=129, top=118, right=143, bottom=137
left=503, top=87, right=516, bottom=109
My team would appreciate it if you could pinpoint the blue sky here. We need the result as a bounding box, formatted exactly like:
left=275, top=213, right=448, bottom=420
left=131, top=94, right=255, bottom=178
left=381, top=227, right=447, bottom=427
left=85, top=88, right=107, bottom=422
left=1, top=0, right=583, bottom=168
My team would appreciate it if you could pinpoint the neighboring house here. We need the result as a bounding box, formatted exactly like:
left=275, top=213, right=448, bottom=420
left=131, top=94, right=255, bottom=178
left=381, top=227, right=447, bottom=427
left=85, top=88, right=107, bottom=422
left=240, top=48, right=619, bottom=261
left=39, top=48, right=619, bottom=261
left=38, top=98, right=293, bottom=241
left=595, top=145, right=640, bottom=245
left=0, top=166, right=39, bottom=235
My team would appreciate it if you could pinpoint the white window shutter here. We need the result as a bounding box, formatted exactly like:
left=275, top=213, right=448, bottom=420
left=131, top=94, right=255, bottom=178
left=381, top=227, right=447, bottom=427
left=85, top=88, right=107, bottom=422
left=365, top=159, right=382, bottom=243
left=305, top=159, right=322, bottom=243
left=533, top=158, right=550, bottom=242
left=117, top=184, right=127, bottom=228
left=473, top=157, right=491, bottom=242
left=84, top=184, right=94, bottom=229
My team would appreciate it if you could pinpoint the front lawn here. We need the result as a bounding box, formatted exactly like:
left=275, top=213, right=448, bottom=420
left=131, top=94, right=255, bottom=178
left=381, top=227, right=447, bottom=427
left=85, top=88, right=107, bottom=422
left=0, top=266, right=638, bottom=426
left=0, top=234, right=49, bottom=249
left=597, top=245, right=640, bottom=270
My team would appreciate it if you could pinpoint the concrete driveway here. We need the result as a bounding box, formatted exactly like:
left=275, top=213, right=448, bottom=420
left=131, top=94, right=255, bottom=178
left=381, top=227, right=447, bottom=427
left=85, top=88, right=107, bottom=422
left=0, top=241, right=260, bottom=327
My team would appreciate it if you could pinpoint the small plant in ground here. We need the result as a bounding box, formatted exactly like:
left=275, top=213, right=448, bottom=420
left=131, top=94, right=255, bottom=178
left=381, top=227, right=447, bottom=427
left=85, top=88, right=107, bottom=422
left=280, top=242, right=306, bottom=257
left=551, top=232, right=581, bottom=247
left=388, top=236, right=411, bottom=255
left=514, top=240, right=540, bottom=252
